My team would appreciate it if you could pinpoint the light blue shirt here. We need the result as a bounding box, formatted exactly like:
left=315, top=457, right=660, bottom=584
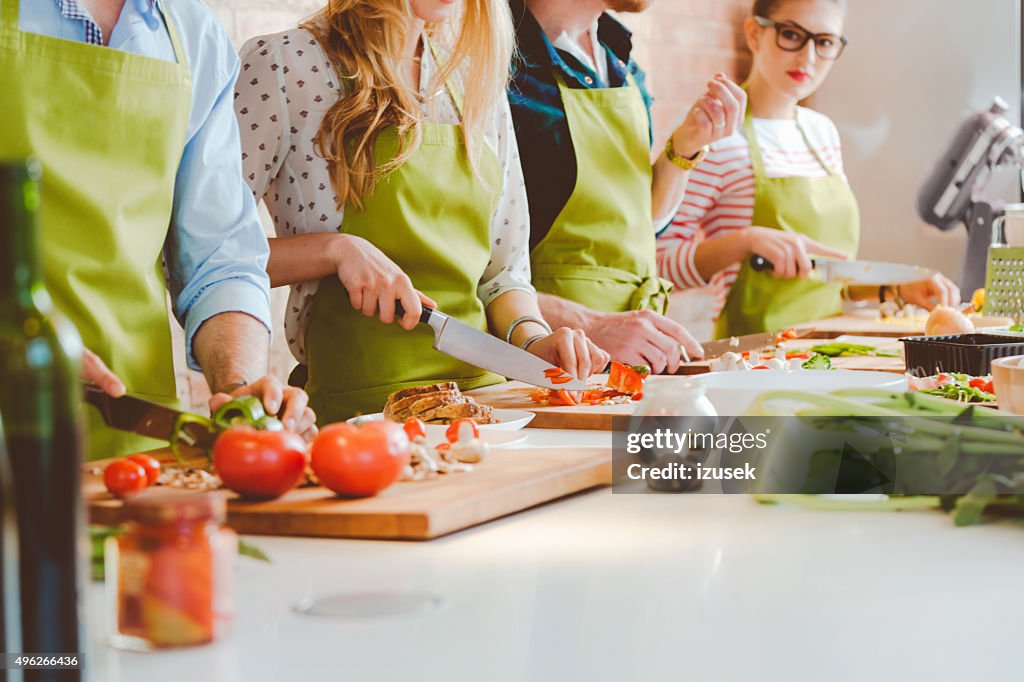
left=20, top=0, right=272, bottom=371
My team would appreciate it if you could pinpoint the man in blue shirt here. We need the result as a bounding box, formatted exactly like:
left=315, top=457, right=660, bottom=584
left=3, top=0, right=316, bottom=453
left=509, top=0, right=746, bottom=374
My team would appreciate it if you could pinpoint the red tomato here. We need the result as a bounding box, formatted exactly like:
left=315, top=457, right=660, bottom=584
left=403, top=418, right=426, bottom=441
left=983, top=380, right=996, bottom=395
left=311, top=421, right=410, bottom=498
left=213, top=428, right=308, bottom=500
left=445, top=418, right=480, bottom=443
left=127, top=453, right=161, bottom=486
left=104, top=459, right=149, bottom=498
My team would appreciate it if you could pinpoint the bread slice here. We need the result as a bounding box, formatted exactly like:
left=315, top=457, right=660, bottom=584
left=383, top=381, right=498, bottom=424
left=384, top=382, right=459, bottom=412
left=385, top=385, right=464, bottom=417
left=421, top=400, right=496, bottom=424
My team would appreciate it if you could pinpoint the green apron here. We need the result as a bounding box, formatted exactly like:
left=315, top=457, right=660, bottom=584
left=304, top=80, right=505, bottom=423
left=714, top=110, right=860, bottom=338
left=0, top=0, right=191, bottom=458
left=530, top=72, right=672, bottom=314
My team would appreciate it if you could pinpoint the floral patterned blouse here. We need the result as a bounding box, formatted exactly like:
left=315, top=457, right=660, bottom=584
left=236, top=28, right=533, bottom=362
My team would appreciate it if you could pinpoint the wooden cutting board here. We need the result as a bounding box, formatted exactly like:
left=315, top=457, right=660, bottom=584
left=85, top=445, right=610, bottom=541
left=803, top=311, right=1015, bottom=338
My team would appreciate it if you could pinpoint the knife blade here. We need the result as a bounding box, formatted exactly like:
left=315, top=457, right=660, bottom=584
left=701, top=332, right=777, bottom=360
left=750, top=256, right=935, bottom=286
left=83, top=384, right=217, bottom=450
left=398, top=304, right=591, bottom=391
left=700, top=327, right=815, bottom=361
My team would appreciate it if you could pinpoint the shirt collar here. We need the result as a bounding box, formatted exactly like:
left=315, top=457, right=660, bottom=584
left=510, top=0, right=636, bottom=70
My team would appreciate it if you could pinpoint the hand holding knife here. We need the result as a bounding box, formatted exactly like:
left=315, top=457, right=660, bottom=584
left=395, top=302, right=592, bottom=391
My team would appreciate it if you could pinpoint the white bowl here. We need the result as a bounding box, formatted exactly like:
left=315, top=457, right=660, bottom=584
left=692, top=370, right=906, bottom=415
left=991, top=355, right=1024, bottom=414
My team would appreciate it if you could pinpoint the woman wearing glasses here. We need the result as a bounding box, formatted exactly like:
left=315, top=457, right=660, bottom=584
left=657, top=0, right=959, bottom=337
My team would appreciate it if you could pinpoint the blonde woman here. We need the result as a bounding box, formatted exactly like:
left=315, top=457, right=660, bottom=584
left=236, top=0, right=607, bottom=422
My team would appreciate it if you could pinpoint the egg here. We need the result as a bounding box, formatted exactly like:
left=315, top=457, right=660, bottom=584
left=925, top=306, right=976, bottom=337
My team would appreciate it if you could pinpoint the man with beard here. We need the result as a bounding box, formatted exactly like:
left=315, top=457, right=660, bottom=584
left=509, top=0, right=746, bottom=374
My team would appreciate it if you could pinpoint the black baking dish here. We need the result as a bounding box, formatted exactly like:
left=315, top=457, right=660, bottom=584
left=900, top=334, right=1024, bottom=377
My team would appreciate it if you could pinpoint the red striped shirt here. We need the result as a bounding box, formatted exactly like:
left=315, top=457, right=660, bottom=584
left=657, top=108, right=847, bottom=320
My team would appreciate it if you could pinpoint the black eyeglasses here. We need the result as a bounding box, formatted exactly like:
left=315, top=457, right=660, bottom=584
left=754, top=16, right=848, bottom=60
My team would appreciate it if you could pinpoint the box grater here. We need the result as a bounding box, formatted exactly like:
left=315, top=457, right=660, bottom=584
left=983, top=247, right=1024, bottom=322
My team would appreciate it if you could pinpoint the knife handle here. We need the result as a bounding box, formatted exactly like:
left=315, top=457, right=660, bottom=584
left=750, top=255, right=775, bottom=273
left=394, top=302, right=434, bottom=325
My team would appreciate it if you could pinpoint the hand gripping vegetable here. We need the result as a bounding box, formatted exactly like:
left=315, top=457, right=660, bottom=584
left=171, top=395, right=287, bottom=462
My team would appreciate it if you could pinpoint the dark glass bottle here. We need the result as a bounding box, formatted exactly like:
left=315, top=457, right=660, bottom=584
left=0, top=160, right=85, bottom=680
left=2, top=410, right=26, bottom=682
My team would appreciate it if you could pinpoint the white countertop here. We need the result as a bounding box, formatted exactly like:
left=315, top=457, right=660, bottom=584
left=87, top=428, right=1024, bottom=682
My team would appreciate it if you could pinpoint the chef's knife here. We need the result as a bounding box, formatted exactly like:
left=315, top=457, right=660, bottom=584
left=83, top=384, right=218, bottom=450
left=700, top=332, right=778, bottom=360
left=750, top=256, right=935, bottom=286
left=699, top=328, right=814, bottom=361
left=397, top=304, right=591, bottom=391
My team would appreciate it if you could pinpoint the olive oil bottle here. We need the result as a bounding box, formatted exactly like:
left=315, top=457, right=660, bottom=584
left=0, top=160, right=85, bottom=680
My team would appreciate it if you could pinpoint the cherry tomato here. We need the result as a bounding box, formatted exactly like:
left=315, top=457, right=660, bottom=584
left=969, top=377, right=988, bottom=390
left=104, top=459, right=149, bottom=498
left=403, top=417, right=427, bottom=442
left=983, top=380, right=996, bottom=395
left=445, top=418, right=480, bottom=444
left=213, top=427, right=308, bottom=500
left=311, top=421, right=410, bottom=498
left=127, top=453, right=161, bottom=486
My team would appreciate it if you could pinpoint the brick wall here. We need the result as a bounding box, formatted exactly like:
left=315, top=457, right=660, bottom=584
left=174, top=0, right=755, bottom=408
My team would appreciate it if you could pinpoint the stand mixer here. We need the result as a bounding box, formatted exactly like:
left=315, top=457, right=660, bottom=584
left=917, top=97, right=1024, bottom=294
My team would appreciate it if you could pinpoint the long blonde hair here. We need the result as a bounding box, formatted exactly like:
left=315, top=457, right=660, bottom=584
left=303, top=1, right=514, bottom=211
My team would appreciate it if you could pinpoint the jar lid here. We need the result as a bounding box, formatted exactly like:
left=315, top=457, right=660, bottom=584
left=124, top=490, right=226, bottom=525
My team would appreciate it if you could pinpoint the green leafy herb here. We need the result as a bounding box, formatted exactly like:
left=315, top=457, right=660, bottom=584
left=745, top=389, right=1024, bottom=527
left=802, top=353, right=832, bottom=370
left=1011, top=323, right=1024, bottom=332
left=808, top=343, right=900, bottom=358
left=238, top=539, right=272, bottom=563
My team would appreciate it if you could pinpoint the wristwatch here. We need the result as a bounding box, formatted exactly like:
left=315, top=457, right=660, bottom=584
left=665, top=136, right=708, bottom=171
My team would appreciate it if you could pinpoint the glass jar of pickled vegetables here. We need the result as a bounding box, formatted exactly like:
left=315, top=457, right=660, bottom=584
left=107, top=491, right=236, bottom=650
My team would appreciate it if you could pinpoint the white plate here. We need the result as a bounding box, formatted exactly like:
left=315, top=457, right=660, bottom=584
left=692, top=369, right=906, bottom=415
left=977, top=326, right=1024, bottom=337
left=348, top=409, right=535, bottom=441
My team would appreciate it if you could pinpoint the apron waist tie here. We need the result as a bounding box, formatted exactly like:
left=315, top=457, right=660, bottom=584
left=531, top=263, right=673, bottom=312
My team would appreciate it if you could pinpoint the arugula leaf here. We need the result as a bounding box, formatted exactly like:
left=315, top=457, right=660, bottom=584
left=239, top=539, right=272, bottom=563
left=802, top=353, right=832, bottom=370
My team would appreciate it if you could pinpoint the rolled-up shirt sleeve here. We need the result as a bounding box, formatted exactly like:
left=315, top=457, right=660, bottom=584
left=164, top=40, right=272, bottom=371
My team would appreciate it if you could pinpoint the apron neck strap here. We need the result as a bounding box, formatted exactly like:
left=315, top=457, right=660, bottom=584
left=741, top=84, right=838, bottom=180
left=425, top=34, right=464, bottom=118
left=152, top=0, right=187, bottom=69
